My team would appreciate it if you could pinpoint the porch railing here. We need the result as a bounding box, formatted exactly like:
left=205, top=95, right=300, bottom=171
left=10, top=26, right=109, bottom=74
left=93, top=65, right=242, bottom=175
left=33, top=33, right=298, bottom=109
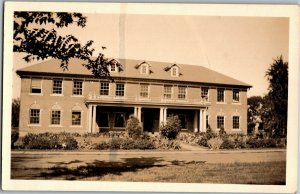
left=86, top=92, right=210, bottom=106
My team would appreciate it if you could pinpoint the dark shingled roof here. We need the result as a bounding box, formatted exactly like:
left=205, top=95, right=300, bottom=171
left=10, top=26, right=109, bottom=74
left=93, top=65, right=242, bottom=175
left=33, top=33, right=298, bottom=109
left=16, top=58, right=252, bottom=88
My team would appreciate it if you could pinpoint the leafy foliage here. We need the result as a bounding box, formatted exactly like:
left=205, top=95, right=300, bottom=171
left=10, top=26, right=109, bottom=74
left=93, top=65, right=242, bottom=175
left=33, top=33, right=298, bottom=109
left=11, top=129, right=19, bottom=149
left=207, top=137, right=223, bottom=150
left=11, top=98, right=20, bottom=128
left=264, top=56, right=288, bottom=137
left=22, top=132, right=78, bottom=150
left=160, top=115, right=181, bottom=140
left=14, top=11, right=116, bottom=78
left=126, top=115, right=142, bottom=139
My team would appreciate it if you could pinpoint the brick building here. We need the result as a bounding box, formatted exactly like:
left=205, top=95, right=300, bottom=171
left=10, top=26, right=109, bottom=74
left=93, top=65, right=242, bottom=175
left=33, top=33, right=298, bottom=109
left=16, top=58, right=251, bottom=135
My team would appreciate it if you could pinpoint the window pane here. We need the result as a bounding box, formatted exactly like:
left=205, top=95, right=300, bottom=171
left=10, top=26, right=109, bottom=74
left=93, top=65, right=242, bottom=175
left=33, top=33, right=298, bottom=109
left=141, top=65, right=147, bottom=74
left=31, top=79, right=41, bottom=93
left=178, top=87, right=186, bottom=99
left=73, top=81, right=83, bottom=95
left=217, top=116, right=224, bottom=129
left=114, top=113, right=125, bottom=127
left=172, top=67, right=178, bottom=76
left=201, top=88, right=209, bottom=99
left=233, top=116, right=240, bottom=129
left=116, top=83, right=124, bottom=96
left=29, top=109, right=40, bottom=124
left=72, top=111, right=81, bottom=125
left=164, top=86, right=172, bottom=99
left=140, top=84, right=149, bottom=98
left=100, top=82, right=109, bottom=95
left=217, top=89, right=224, bottom=102
left=51, top=110, right=61, bottom=125
left=233, top=90, right=240, bottom=102
left=53, top=80, right=62, bottom=94
left=110, top=63, right=116, bottom=72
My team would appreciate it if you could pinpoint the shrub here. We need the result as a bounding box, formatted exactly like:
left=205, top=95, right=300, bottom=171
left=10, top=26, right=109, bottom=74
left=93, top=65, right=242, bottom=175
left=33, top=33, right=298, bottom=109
left=160, top=115, right=181, bottom=140
left=134, top=138, right=155, bottom=149
left=155, top=137, right=181, bottom=150
left=22, top=132, right=78, bottom=150
left=207, top=137, right=223, bottom=150
left=197, top=125, right=217, bottom=147
left=126, top=115, right=142, bottom=139
left=94, top=140, right=110, bottom=150
left=11, top=129, right=19, bottom=149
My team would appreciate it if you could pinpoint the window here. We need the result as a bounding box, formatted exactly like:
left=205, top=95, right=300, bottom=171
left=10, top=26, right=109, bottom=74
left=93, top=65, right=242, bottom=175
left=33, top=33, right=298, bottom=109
left=233, top=90, right=240, bottom=102
left=100, top=82, right=109, bottom=96
left=31, top=79, right=41, bottom=94
left=114, top=113, right=125, bottom=127
left=110, top=63, right=116, bottom=72
left=141, top=64, right=149, bottom=74
left=72, top=111, right=81, bottom=126
left=164, top=86, right=172, bottom=99
left=201, top=87, right=209, bottom=99
left=171, top=66, right=179, bottom=77
left=99, top=112, right=109, bottom=127
left=233, top=116, right=240, bottom=129
left=217, top=89, right=224, bottom=102
left=29, top=109, right=40, bottom=124
left=116, top=83, right=124, bottom=96
left=73, top=81, right=83, bottom=95
left=52, top=79, right=62, bottom=94
left=217, top=116, right=224, bottom=129
left=51, top=110, right=61, bottom=125
left=140, top=84, right=149, bottom=98
left=178, top=86, right=186, bottom=99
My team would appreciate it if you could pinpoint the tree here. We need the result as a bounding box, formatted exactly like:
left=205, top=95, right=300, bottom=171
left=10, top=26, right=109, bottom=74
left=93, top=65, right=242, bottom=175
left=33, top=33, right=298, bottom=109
left=11, top=98, right=20, bottom=128
left=265, top=56, right=288, bottom=137
left=247, top=96, right=264, bottom=134
left=14, top=12, right=115, bottom=78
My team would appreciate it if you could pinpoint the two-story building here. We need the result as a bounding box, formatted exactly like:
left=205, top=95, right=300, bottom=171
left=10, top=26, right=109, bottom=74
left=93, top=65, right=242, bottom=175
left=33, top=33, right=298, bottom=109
left=16, top=58, right=251, bottom=135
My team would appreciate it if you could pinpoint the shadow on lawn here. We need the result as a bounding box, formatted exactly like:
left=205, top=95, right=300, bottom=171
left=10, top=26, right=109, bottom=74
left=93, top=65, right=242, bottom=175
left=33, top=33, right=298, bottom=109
left=40, top=157, right=165, bottom=180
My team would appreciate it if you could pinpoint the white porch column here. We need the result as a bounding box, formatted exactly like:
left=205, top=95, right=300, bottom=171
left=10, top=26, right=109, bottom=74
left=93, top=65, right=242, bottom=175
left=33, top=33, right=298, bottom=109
left=159, top=107, right=164, bottom=126
left=134, top=106, right=138, bottom=117
left=137, top=106, right=142, bottom=122
left=203, top=109, right=207, bottom=132
left=92, top=105, right=97, bottom=133
left=88, top=105, right=93, bottom=133
left=163, top=108, right=167, bottom=124
left=199, top=109, right=203, bottom=132
left=194, top=110, right=198, bottom=132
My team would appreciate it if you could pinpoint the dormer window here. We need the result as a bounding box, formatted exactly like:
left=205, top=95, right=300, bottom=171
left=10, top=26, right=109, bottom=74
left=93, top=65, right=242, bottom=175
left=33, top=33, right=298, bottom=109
left=110, top=63, right=116, bottom=72
left=171, top=66, right=179, bottom=77
left=141, top=64, right=149, bottom=75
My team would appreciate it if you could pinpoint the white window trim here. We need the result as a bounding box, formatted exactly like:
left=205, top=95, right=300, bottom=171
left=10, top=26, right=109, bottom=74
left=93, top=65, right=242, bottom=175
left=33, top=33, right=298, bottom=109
left=232, top=89, right=240, bottom=104
left=140, top=83, right=150, bottom=98
left=140, top=64, right=149, bottom=75
left=109, top=63, right=118, bottom=72
left=29, top=78, right=43, bottom=95
left=71, top=110, right=82, bottom=127
left=72, top=80, right=84, bottom=97
left=216, top=115, right=225, bottom=130
left=163, top=85, right=173, bottom=99
left=50, top=109, right=62, bottom=126
left=51, top=79, right=64, bottom=96
left=216, top=88, right=226, bottom=104
left=232, top=115, right=242, bottom=131
left=115, top=83, right=125, bottom=97
left=171, top=66, right=179, bottom=77
left=201, top=87, right=209, bottom=101
left=28, top=108, right=42, bottom=126
left=100, top=82, right=110, bottom=96
left=178, top=86, right=187, bottom=100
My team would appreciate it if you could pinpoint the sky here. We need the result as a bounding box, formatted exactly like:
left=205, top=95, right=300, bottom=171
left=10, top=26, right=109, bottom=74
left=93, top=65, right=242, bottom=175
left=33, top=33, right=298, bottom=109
left=13, top=14, right=289, bottom=98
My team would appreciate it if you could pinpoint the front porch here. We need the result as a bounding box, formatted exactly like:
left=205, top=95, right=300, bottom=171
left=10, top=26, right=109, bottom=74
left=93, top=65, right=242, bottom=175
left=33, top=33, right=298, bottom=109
left=87, top=104, right=208, bottom=133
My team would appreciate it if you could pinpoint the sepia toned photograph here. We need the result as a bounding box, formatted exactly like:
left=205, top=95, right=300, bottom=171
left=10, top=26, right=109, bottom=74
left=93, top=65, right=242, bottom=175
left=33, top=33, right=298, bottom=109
left=2, top=2, right=299, bottom=193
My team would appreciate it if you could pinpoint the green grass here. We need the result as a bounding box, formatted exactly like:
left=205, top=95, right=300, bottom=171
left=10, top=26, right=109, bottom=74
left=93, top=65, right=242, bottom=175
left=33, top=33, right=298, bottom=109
left=12, top=161, right=285, bottom=184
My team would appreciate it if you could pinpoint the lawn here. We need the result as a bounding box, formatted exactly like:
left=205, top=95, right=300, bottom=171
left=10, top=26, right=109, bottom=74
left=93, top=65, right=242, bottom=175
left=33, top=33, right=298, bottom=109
left=12, top=160, right=286, bottom=184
